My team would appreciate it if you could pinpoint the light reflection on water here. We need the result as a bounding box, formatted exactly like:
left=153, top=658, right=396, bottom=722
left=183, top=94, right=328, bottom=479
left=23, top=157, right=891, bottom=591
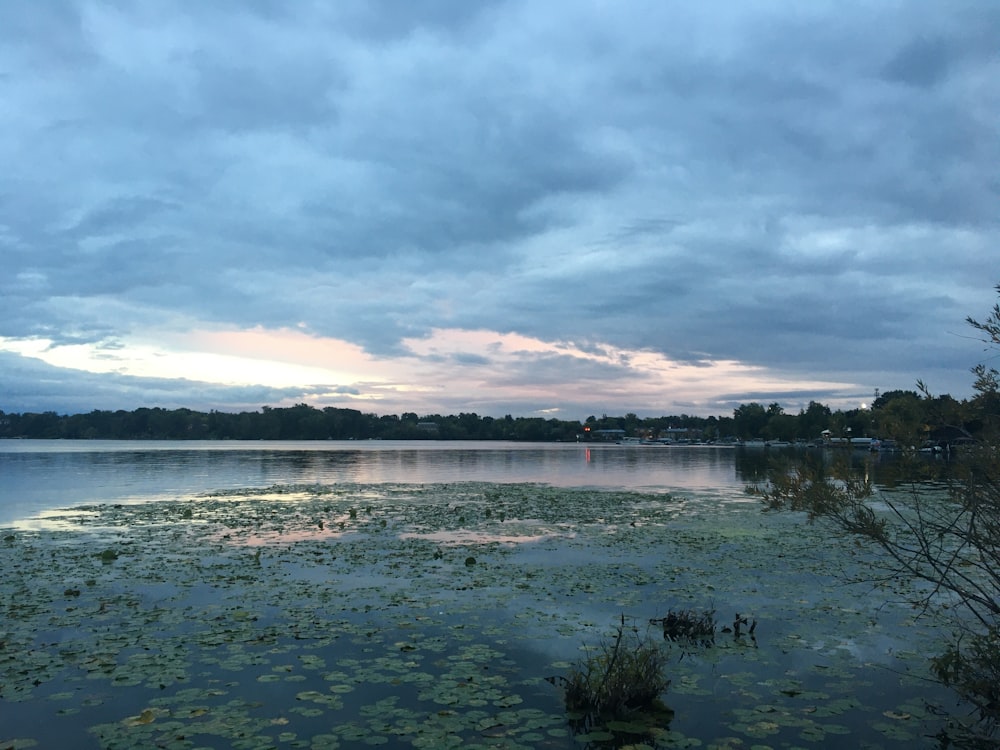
left=0, top=440, right=744, bottom=524
left=0, top=442, right=965, bottom=746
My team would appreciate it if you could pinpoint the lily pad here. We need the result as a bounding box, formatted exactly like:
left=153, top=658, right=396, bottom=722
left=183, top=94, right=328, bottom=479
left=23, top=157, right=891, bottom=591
left=0, top=481, right=962, bottom=748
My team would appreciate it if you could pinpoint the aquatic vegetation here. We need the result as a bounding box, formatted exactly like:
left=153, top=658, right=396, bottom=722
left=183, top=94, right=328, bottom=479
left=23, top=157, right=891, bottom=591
left=651, top=608, right=718, bottom=646
left=0, top=482, right=959, bottom=748
left=552, top=614, right=673, bottom=745
left=756, top=450, right=1000, bottom=744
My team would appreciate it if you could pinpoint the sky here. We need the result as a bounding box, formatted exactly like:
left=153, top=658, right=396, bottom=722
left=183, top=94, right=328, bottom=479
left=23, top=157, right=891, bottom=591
left=2, top=1, right=998, bottom=420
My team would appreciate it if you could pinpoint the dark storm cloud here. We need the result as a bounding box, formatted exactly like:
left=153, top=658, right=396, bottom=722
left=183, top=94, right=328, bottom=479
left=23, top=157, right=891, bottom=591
left=1, top=0, right=997, bottom=415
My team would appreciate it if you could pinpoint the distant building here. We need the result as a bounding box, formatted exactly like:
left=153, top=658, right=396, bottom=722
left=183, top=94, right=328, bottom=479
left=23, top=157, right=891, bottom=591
left=659, top=427, right=699, bottom=442
left=416, top=422, right=440, bottom=434
left=590, top=429, right=626, bottom=441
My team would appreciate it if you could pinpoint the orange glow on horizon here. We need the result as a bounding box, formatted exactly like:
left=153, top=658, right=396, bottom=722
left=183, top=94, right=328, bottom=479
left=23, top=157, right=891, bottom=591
left=0, top=325, right=860, bottom=416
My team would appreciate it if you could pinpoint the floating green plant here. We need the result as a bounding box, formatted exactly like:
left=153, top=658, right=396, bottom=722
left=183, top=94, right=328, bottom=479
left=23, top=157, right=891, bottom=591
left=0, top=481, right=960, bottom=748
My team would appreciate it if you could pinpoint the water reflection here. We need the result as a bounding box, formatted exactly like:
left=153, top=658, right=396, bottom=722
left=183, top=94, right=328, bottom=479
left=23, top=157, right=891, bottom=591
left=3, top=440, right=958, bottom=526
left=733, top=444, right=959, bottom=489
left=0, top=444, right=966, bottom=746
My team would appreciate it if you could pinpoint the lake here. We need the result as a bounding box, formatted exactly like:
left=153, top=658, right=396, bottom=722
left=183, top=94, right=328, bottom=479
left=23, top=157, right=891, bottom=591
left=0, top=440, right=746, bottom=525
left=0, top=440, right=964, bottom=748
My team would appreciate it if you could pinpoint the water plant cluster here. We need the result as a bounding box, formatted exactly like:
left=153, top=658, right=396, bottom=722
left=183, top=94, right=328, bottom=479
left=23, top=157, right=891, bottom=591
left=652, top=609, right=719, bottom=646
left=552, top=615, right=673, bottom=742
left=1, top=482, right=956, bottom=748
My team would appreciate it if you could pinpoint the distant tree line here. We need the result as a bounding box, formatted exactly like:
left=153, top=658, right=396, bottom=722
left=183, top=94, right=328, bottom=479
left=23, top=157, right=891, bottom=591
left=0, top=387, right=993, bottom=444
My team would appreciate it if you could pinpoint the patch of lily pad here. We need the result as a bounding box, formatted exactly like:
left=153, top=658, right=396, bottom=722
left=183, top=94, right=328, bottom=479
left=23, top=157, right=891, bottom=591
left=0, top=482, right=957, bottom=748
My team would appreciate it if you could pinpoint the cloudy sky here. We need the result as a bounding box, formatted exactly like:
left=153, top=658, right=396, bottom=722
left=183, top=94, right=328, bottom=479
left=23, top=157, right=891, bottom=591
left=2, top=1, right=997, bottom=420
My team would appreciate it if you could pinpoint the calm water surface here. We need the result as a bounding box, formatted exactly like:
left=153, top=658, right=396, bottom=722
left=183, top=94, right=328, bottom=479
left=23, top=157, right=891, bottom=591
left=0, top=440, right=745, bottom=524
left=0, top=439, right=965, bottom=748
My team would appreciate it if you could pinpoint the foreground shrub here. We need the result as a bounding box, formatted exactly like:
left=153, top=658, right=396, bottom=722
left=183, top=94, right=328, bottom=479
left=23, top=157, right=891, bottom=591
left=558, top=615, right=671, bottom=721
left=752, top=285, right=1000, bottom=746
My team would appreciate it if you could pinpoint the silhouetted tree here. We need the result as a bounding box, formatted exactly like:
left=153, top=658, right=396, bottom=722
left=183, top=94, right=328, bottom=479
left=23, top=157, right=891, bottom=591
left=756, top=286, right=1000, bottom=745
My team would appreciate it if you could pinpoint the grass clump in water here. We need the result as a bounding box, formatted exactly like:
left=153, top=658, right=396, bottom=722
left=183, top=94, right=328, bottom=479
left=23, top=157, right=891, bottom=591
left=652, top=607, right=718, bottom=646
left=555, top=614, right=672, bottom=727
